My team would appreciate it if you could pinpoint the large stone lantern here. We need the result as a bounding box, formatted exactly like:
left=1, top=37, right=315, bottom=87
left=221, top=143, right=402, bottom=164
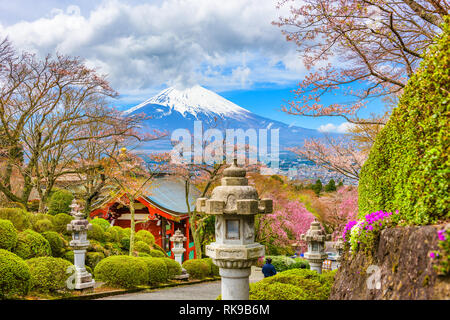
left=66, top=200, right=95, bottom=290
left=170, top=229, right=187, bottom=265
left=196, top=159, right=272, bottom=300
left=301, top=220, right=331, bottom=274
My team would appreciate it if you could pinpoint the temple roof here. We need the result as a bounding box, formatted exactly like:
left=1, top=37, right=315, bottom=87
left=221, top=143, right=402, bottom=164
left=141, top=176, right=201, bottom=215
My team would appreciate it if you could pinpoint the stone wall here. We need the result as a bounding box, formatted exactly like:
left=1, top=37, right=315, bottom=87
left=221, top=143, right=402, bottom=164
left=330, top=224, right=449, bottom=300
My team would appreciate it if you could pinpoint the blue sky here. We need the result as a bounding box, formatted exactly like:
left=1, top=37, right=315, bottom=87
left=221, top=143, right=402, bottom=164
left=0, top=0, right=386, bottom=131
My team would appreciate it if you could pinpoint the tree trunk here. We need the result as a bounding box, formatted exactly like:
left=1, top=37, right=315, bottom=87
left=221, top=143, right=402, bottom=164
left=129, top=196, right=136, bottom=256
left=185, top=180, right=202, bottom=259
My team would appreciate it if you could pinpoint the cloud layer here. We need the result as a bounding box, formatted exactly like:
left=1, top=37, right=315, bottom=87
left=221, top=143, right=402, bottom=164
left=317, top=122, right=356, bottom=133
left=0, top=0, right=306, bottom=103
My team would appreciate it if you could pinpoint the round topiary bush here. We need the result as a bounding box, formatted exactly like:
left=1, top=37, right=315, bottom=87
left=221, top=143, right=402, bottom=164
left=90, top=218, right=111, bottom=232
left=358, top=19, right=450, bottom=225
left=108, top=226, right=123, bottom=242
left=33, top=219, right=54, bottom=233
left=134, top=240, right=151, bottom=254
left=47, top=189, right=74, bottom=216
left=0, top=249, right=31, bottom=298
left=0, top=219, right=18, bottom=251
left=51, top=213, right=73, bottom=234
left=13, top=229, right=52, bottom=259
left=202, top=258, right=219, bottom=276
left=94, top=255, right=148, bottom=288
left=41, top=231, right=64, bottom=257
left=149, top=249, right=165, bottom=258
left=161, top=257, right=182, bottom=279
left=0, top=208, right=32, bottom=231
left=182, top=259, right=210, bottom=279
left=140, top=257, right=168, bottom=285
left=30, top=213, right=54, bottom=227
left=26, top=257, right=72, bottom=292
left=87, top=223, right=105, bottom=242
left=86, top=251, right=105, bottom=269
left=135, top=229, right=155, bottom=245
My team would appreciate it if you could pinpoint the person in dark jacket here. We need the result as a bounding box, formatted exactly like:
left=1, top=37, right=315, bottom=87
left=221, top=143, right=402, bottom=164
left=262, top=258, right=277, bottom=278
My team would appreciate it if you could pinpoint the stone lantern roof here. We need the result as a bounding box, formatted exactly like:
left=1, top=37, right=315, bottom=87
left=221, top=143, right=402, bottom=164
left=301, top=219, right=330, bottom=242
left=170, top=229, right=187, bottom=243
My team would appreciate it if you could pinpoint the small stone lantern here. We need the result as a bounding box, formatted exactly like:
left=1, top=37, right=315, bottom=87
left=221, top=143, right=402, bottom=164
left=301, top=219, right=331, bottom=274
left=66, top=200, right=95, bottom=290
left=333, top=239, right=344, bottom=268
left=197, top=159, right=273, bottom=300
left=170, top=229, right=187, bottom=265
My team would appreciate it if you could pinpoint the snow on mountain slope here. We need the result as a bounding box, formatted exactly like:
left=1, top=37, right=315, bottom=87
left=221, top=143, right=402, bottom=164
left=124, top=85, right=249, bottom=118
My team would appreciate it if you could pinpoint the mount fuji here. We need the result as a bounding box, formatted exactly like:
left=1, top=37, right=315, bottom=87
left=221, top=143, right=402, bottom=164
left=123, top=85, right=331, bottom=153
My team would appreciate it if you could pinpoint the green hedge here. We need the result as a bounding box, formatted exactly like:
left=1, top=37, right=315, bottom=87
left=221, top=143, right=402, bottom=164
left=51, top=213, right=73, bottom=234
left=33, top=219, right=54, bottom=233
left=149, top=249, right=165, bottom=258
left=94, top=255, right=148, bottom=288
left=248, top=269, right=336, bottom=300
left=182, top=259, right=210, bottom=279
left=140, top=257, right=169, bottom=285
left=26, top=257, right=72, bottom=292
left=0, top=249, right=31, bottom=298
left=0, top=208, right=32, bottom=231
left=87, top=224, right=105, bottom=242
left=135, top=229, right=155, bottom=245
left=160, top=257, right=182, bottom=278
left=90, top=218, right=111, bottom=232
left=266, top=255, right=310, bottom=272
left=135, top=241, right=151, bottom=254
left=358, top=19, right=450, bottom=225
left=0, top=219, right=18, bottom=251
left=13, top=229, right=52, bottom=259
left=47, top=190, right=74, bottom=216
left=41, top=231, right=65, bottom=257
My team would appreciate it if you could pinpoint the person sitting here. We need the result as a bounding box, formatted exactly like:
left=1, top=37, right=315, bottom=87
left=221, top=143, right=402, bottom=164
left=262, top=258, right=277, bottom=278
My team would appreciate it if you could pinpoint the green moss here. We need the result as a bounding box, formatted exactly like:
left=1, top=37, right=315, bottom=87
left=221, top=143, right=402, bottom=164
left=134, top=241, right=151, bottom=254
left=149, top=249, right=165, bottom=258
left=0, top=219, right=18, bottom=251
left=33, top=219, right=54, bottom=233
left=358, top=19, right=450, bottom=225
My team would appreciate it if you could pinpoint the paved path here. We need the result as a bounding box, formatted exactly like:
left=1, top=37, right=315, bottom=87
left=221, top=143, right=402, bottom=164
left=98, top=266, right=264, bottom=300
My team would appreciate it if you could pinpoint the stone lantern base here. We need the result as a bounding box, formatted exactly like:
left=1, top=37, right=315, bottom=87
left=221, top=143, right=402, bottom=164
left=73, top=249, right=95, bottom=290
left=219, top=268, right=252, bottom=300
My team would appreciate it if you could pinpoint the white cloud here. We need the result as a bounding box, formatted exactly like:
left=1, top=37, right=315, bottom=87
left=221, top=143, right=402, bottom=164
left=317, top=122, right=355, bottom=133
left=0, top=0, right=306, bottom=98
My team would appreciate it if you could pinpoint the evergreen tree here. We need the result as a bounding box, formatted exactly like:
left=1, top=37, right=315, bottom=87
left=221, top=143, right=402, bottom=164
left=325, top=179, right=337, bottom=192
left=312, top=179, right=322, bottom=196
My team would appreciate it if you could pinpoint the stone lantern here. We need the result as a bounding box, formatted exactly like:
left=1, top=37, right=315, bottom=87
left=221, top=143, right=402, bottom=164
left=196, top=159, right=273, bottom=300
left=170, top=229, right=187, bottom=265
left=301, top=219, right=331, bottom=274
left=333, top=239, right=344, bottom=269
left=66, top=200, right=95, bottom=290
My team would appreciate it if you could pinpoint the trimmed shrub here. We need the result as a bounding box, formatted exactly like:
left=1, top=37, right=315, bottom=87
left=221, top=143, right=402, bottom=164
left=135, top=229, right=155, bottom=245
left=291, top=258, right=310, bottom=270
left=0, top=219, right=18, bottom=251
left=202, top=258, right=219, bottom=276
left=140, top=257, right=168, bottom=285
left=149, top=249, right=165, bottom=258
left=266, top=256, right=298, bottom=272
left=47, top=190, right=74, bottom=216
left=14, top=229, right=51, bottom=259
left=182, top=259, right=210, bottom=279
left=120, top=238, right=130, bottom=251
left=26, top=257, right=72, bottom=292
left=33, top=219, right=54, bottom=233
left=94, top=255, right=148, bottom=288
left=90, top=218, right=111, bottom=232
left=30, top=213, right=54, bottom=227
left=63, top=250, right=74, bottom=263
left=42, top=231, right=64, bottom=257
left=0, top=208, right=32, bottom=231
left=0, top=249, right=31, bottom=298
left=161, top=257, right=182, bottom=278
left=358, top=20, right=450, bottom=225
left=86, top=252, right=105, bottom=269
left=87, top=224, right=105, bottom=242
left=51, top=213, right=73, bottom=234
left=153, top=243, right=169, bottom=257
left=135, top=241, right=151, bottom=254
left=108, top=226, right=123, bottom=242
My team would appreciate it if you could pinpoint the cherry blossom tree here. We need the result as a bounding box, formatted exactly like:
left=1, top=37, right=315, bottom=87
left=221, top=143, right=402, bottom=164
left=274, top=0, right=448, bottom=124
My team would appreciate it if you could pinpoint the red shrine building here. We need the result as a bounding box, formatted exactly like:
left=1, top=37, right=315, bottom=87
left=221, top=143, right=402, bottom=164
left=90, top=176, right=200, bottom=262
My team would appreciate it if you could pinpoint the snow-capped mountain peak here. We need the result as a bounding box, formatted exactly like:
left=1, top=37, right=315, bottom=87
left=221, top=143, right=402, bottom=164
left=124, top=85, right=249, bottom=118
